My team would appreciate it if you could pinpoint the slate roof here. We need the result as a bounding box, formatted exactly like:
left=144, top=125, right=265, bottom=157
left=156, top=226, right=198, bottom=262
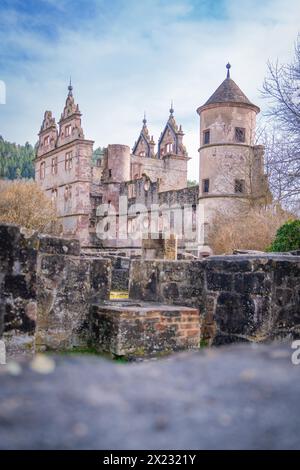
left=204, top=77, right=257, bottom=109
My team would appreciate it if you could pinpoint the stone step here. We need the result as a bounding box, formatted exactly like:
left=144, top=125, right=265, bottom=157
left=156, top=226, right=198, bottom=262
left=90, top=300, right=200, bottom=358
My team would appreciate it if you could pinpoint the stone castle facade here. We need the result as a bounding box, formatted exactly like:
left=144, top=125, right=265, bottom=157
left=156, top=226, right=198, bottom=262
left=35, top=65, right=266, bottom=256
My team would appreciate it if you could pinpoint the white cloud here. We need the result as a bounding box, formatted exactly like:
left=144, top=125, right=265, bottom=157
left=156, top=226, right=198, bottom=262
left=0, top=0, right=299, bottom=181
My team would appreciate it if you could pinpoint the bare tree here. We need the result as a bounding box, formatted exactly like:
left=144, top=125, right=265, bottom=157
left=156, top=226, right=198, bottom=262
left=262, top=35, right=300, bottom=213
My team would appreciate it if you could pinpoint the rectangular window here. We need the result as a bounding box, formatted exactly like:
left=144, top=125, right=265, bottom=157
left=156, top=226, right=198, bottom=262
left=51, top=188, right=58, bottom=204
left=203, top=130, right=210, bottom=145
left=44, top=136, right=49, bottom=146
left=65, top=152, right=73, bottom=171
left=170, top=211, right=174, bottom=230
left=202, top=178, right=210, bottom=193
left=108, top=169, right=112, bottom=178
left=166, top=143, right=173, bottom=153
left=235, top=179, right=245, bottom=194
left=235, top=127, right=246, bottom=143
left=192, top=204, right=197, bottom=232
left=65, top=124, right=71, bottom=137
left=40, top=161, right=45, bottom=180
left=51, top=157, right=58, bottom=175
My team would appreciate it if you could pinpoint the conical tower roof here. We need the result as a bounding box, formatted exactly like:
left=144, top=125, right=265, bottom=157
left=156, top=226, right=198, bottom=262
left=198, top=64, right=260, bottom=113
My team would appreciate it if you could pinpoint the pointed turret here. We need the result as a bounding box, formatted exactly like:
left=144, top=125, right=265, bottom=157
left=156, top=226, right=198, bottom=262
left=158, top=103, right=187, bottom=158
left=132, top=113, right=155, bottom=158
left=57, top=80, right=85, bottom=146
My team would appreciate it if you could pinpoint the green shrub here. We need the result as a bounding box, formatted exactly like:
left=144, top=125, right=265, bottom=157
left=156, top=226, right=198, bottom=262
left=268, top=220, right=300, bottom=252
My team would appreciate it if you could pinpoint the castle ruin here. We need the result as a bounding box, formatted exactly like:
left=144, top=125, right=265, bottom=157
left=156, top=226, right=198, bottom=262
left=34, top=65, right=266, bottom=256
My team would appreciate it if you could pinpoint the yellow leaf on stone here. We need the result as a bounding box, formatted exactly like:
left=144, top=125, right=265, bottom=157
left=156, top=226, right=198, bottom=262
left=30, top=354, right=55, bottom=374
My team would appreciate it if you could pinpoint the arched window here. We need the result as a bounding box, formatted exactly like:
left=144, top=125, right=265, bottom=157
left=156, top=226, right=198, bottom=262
left=139, top=151, right=146, bottom=157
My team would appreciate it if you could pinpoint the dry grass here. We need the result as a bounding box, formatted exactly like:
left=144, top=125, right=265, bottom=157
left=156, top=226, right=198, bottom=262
left=207, top=206, right=292, bottom=254
left=0, top=179, right=59, bottom=233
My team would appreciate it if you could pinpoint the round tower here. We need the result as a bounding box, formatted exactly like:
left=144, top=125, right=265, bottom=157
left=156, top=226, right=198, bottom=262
left=196, top=64, right=264, bottom=249
left=106, top=144, right=131, bottom=182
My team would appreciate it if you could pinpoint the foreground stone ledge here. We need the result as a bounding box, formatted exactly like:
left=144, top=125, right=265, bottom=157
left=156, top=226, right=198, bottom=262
left=0, top=343, right=298, bottom=450
left=90, top=300, right=200, bottom=357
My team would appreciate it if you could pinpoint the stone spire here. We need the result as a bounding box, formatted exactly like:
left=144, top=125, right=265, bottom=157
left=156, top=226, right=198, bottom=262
left=132, top=114, right=155, bottom=158
left=57, top=81, right=85, bottom=145
left=68, top=77, right=73, bottom=96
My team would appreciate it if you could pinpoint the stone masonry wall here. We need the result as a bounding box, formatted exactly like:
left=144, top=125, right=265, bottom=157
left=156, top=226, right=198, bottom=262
left=36, top=237, right=111, bottom=351
left=0, top=224, right=111, bottom=358
left=129, top=255, right=300, bottom=345
left=0, top=225, right=38, bottom=357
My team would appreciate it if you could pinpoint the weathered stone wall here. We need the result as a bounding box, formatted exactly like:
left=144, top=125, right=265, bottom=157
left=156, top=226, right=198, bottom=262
left=103, top=256, right=130, bottom=291
left=0, top=225, right=38, bottom=357
left=90, top=301, right=200, bottom=358
left=36, top=237, right=111, bottom=351
left=130, top=260, right=205, bottom=308
left=0, top=224, right=112, bottom=358
left=129, top=255, right=300, bottom=345
left=142, top=235, right=178, bottom=260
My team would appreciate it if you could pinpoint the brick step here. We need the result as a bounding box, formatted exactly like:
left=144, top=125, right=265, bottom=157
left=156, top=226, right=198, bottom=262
left=90, top=300, right=200, bottom=358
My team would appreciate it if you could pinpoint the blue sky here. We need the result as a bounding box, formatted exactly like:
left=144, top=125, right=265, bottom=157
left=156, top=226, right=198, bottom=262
left=0, top=0, right=299, bottom=180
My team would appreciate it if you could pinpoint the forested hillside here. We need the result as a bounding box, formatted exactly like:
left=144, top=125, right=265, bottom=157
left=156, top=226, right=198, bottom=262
left=0, top=136, right=35, bottom=179
left=0, top=137, right=104, bottom=180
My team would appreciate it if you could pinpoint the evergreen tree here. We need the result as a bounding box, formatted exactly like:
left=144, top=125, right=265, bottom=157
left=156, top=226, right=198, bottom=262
left=0, top=136, right=35, bottom=180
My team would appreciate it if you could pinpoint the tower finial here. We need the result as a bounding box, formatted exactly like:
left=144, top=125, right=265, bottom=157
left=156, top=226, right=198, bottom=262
left=226, top=63, right=231, bottom=79
left=169, top=100, right=174, bottom=116
left=68, top=77, right=73, bottom=96
left=143, top=111, right=147, bottom=126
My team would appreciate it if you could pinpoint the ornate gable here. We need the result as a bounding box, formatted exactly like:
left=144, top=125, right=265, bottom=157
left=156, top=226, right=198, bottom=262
left=132, top=115, right=155, bottom=158
left=36, top=111, right=58, bottom=157
left=158, top=105, right=187, bottom=158
left=39, top=111, right=57, bottom=133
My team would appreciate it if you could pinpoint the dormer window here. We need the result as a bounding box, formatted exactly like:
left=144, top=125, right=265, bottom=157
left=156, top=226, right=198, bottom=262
left=40, top=161, right=45, bottom=180
left=65, top=124, right=72, bottom=137
left=235, top=127, right=246, bottom=143
left=44, top=136, right=49, bottom=146
left=65, top=151, right=73, bottom=171
left=203, top=130, right=210, bottom=145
